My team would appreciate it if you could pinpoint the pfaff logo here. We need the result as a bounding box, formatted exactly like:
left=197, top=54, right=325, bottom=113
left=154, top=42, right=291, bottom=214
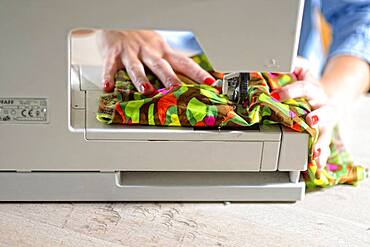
left=0, top=99, right=14, bottom=105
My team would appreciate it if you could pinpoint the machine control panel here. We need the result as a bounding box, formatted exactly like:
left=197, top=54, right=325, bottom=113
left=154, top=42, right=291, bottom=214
left=0, top=98, right=48, bottom=123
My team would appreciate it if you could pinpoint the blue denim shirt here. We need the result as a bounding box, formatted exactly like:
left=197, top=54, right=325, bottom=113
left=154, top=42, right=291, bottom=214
left=298, top=0, right=370, bottom=76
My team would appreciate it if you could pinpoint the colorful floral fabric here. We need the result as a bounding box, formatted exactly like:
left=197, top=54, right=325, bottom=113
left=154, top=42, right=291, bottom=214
left=97, top=54, right=367, bottom=188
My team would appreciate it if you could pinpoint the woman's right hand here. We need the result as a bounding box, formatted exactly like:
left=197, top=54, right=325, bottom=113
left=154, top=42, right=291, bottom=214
left=96, top=30, right=215, bottom=94
left=270, top=58, right=340, bottom=170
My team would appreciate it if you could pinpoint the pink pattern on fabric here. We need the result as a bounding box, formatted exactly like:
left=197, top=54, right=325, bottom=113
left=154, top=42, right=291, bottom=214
left=289, top=111, right=296, bottom=118
left=326, top=163, right=339, bottom=171
left=204, top=116, right=216, bottom=126
left=270, top=73, right=279, bottom=78
left=157, top=86, right=174, bottom=95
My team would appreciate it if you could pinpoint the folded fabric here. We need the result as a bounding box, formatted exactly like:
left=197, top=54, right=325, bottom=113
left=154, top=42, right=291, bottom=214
left=97, top=54, right=367, bottom=188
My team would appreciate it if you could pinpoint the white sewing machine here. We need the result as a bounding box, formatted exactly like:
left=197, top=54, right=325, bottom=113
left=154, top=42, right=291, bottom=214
left=0, top=0, right=308, bottom=201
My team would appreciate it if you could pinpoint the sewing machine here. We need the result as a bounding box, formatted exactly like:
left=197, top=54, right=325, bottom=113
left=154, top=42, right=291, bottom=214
left=0, top=0, right=307, bottom=201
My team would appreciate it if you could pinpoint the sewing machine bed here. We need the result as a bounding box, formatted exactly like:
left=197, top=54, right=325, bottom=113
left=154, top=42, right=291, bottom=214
left=71, top=65, right=308, bottom=173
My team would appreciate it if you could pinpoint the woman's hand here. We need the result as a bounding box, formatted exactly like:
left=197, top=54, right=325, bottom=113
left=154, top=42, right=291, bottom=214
left=270, top=58, right=340, bottom=170
left=97, top=30, right=215, bottom=95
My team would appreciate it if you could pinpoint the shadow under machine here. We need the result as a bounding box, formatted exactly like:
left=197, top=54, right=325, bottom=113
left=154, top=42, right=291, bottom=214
left=0, top=0, right=308, bottom=201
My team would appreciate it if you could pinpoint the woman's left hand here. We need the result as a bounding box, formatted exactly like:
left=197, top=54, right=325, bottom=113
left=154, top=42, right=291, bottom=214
left=270, top=59, right=340, bottom=170
left=97, top=30, right=215, bottom=94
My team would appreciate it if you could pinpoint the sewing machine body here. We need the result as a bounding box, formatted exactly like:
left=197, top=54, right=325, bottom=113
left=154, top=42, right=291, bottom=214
left=0, top=0, right=308, bottom=201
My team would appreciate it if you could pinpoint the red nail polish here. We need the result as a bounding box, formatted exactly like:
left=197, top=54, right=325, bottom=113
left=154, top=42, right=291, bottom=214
left=140, top=82, right=155, bottom=95
left=203, top=77, right=216, bottom=85
left=167, top=82, right=181, bottom=89
left=103, top=80, right=114, bottom=92
left=142, top=82, right=152, bottom=91
left=311, top=115, right=319, bottom=125
left=293, top=70, right=300, bottom=80
left=172, top=82, right=182, bottom=87
left=270, top=91, right=281, bottom=101
left=313, top=148, right=321, bottom=159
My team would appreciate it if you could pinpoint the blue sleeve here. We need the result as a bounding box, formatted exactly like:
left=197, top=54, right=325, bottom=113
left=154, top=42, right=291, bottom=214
left=322, top=0, right=370, bottom=63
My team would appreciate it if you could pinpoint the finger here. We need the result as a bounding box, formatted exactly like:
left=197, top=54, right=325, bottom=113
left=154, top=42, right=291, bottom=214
left=121, top=52, right=155, bottom=95
left=305, top=105, right=339, bottom=128
left=293, top=57, right=316, bottom=81
left=102, top=53, right=122, bottom=92
left=308, top=106, right=338, bottom=171
left=141, top=53, right=181, bottom=88
left=293, top=58, right=310, bottom=80
left=270, top=80, right=327, bottom=107
left=312, top=126, right=333, bottom=171
left=165, top=52, right=215, bottom=85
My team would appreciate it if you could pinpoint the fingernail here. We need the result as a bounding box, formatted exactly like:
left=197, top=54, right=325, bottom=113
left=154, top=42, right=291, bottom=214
left=168, top=81, right=182, bottom=88
left=311, top=115, right=319, bottom=125
left=140, top=82, right=154, bottom=94
left=313, top=148, right=321, bottom=159
left=103, top=80, right=114, bottom=92
left=293, top=71, right=299, bottom=80
left=270, top=91, right=281, bottom=101
left=203, top=77, right=216, bottom=86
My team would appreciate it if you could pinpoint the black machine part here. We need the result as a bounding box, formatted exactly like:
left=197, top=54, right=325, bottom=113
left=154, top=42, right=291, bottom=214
left=222, top=72, right=249, bottom=104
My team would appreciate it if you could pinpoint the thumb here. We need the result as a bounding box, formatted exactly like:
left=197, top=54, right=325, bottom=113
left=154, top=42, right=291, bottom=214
left=306, top=106, right=337, bottom=170
left=313, top=126, right=333, bottom=171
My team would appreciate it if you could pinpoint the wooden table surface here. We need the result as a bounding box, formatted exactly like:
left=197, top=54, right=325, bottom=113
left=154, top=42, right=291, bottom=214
left=1, top=97, right=369, bottom=247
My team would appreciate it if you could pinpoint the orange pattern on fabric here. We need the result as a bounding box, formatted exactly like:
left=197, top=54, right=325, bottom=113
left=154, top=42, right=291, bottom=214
left=115, top=103, right=126, bottom=123
left=195, top=121, right=206, bottom=127
left=157, top=93, right=177, bottom=125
